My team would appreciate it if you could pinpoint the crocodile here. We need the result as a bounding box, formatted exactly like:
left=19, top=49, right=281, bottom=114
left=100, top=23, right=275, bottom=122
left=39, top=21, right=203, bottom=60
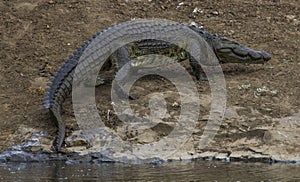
left=43, top=20, right=271, bottom=151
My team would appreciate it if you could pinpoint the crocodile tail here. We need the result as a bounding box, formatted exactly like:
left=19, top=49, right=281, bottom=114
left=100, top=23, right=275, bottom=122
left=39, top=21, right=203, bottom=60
left=43, top=44, right=88, bottom=109
left=43, top=30, right=106, bottom=109
left=49, top=106, right=65, bottom=151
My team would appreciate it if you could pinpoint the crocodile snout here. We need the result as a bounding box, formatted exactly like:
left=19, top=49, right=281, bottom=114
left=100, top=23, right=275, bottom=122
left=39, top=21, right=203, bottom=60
left=260, top=51, right=272, bottom=62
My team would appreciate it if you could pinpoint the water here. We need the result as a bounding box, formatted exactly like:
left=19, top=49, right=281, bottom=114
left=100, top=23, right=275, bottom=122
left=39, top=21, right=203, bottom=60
left=0, top=161, right=299, bottom=181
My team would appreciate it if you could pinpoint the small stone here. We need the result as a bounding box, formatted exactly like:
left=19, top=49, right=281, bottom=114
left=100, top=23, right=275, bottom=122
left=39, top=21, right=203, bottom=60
left=240, top=83, right=251, bottom=90
left=264, top=108, right=273, bottom=112
left=65, top=131, right=89, bottom=147
left=211, top=11, right=219, bottom=15
left=228, top=30, right=235, bottom=35
left=197, top=151, right=218, bottom=159
left=215, top=153, right=230, bottom=161
left=263, top=131, right=273, bottom=143
left=254, top=86, right=269, bottom=97
left=134, top=130, right=157, bottom=143
left=193, top=7, right=199, bottom=13
left=270, top=90, right=278, bottom=96
left=235, top=107, right=251, bottom=116
left=189, top=21, right=198, bottom=27
left=172, top=102, right=179, bottom=107
left=285, top=15, right=296, bottom=21
left=65, top=146, right=87, bottom=153
left=29, top=146, right=43, bottom=152
left=176, top=2, right=184, bottom=9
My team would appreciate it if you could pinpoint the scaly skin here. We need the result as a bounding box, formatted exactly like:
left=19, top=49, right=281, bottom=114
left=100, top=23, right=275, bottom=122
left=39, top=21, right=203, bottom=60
left=44, top=20, right=271, bottom=151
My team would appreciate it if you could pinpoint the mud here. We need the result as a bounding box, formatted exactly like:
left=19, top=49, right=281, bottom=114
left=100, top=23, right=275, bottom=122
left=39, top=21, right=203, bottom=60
left=0, top=0, right=299, bottom=162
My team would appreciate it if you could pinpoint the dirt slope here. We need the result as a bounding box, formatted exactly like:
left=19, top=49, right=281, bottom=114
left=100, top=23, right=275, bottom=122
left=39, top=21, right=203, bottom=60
left=0, top=0, right=299, bottom=160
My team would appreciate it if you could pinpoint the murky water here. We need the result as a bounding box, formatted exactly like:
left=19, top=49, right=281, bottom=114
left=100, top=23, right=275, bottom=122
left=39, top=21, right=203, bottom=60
left=0, top=161, right=299, bottom=181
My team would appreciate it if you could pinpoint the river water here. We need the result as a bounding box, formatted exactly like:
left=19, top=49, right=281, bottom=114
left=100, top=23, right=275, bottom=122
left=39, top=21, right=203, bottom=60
left=0, top=161, right=299, bottom=181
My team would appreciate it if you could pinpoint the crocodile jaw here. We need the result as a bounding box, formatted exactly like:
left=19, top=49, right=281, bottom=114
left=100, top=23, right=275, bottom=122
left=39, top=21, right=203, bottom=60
left=213, top=37, right=271, bottom=64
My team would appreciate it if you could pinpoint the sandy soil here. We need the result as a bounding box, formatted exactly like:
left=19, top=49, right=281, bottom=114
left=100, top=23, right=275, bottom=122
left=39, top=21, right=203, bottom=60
left=0, top=0, right=299, bottom=161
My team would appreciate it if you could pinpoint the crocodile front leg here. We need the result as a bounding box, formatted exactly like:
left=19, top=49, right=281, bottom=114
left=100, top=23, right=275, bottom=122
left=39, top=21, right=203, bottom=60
left=189, top=56, right=208, bottom=81
left=111, top=46, right=137, bottom=100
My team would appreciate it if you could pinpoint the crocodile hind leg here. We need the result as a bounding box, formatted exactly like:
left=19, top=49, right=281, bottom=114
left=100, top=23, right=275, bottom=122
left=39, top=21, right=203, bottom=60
left=92, top=46, right=137, bottom=99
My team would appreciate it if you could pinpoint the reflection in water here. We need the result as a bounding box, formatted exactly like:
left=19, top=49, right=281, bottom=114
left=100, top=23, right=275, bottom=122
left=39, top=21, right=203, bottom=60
left=0, top=161, right=299, bottom=181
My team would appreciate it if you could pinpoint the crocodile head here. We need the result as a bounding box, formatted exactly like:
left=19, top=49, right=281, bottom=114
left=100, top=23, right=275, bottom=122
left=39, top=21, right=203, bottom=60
left=212, top=36, right=271, bottom=64
left=188, top=24, right=271, bottom=64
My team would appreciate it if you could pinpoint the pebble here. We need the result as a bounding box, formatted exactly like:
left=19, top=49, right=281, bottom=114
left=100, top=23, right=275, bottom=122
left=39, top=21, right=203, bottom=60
left=263, top=131, right=273, bottom=143
left=211, top=11, right=219, bottom=15
left=176, top=2, right=184, bottom=9
left=227, top=30, right=235, bottom=35
left=172, top=102, right=179, bottom=107
left=285, top=15, right=296, bottom=21
left=192, top=7, right=200, bottom=13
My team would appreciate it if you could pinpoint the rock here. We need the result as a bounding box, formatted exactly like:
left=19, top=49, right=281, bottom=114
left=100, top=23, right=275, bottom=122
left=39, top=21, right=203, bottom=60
left=197, top=151, right=218, bottom=160
left=193, top=7, right=200, bottom=13
left=65, top=146, right=87, bottom=153
left=285, top=15, right=296, bottom=21
left=215, top=153, right=230, bottom=161
left=211, top=11, right=219, bottom=15
left=65, top=130, right=89, bottom=147
left=263, top=131, right=273, bottom=143
left=199, top=94, right=211, bottom=109
left=235, top=106, right=252, bottom=116
left=9, top=125, right=54, bottom=153
left=134, top=129, right=157, bottom=143
left=29, top=146, right=43, bottom=152
left=230, top=151, right=253, bottom=159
